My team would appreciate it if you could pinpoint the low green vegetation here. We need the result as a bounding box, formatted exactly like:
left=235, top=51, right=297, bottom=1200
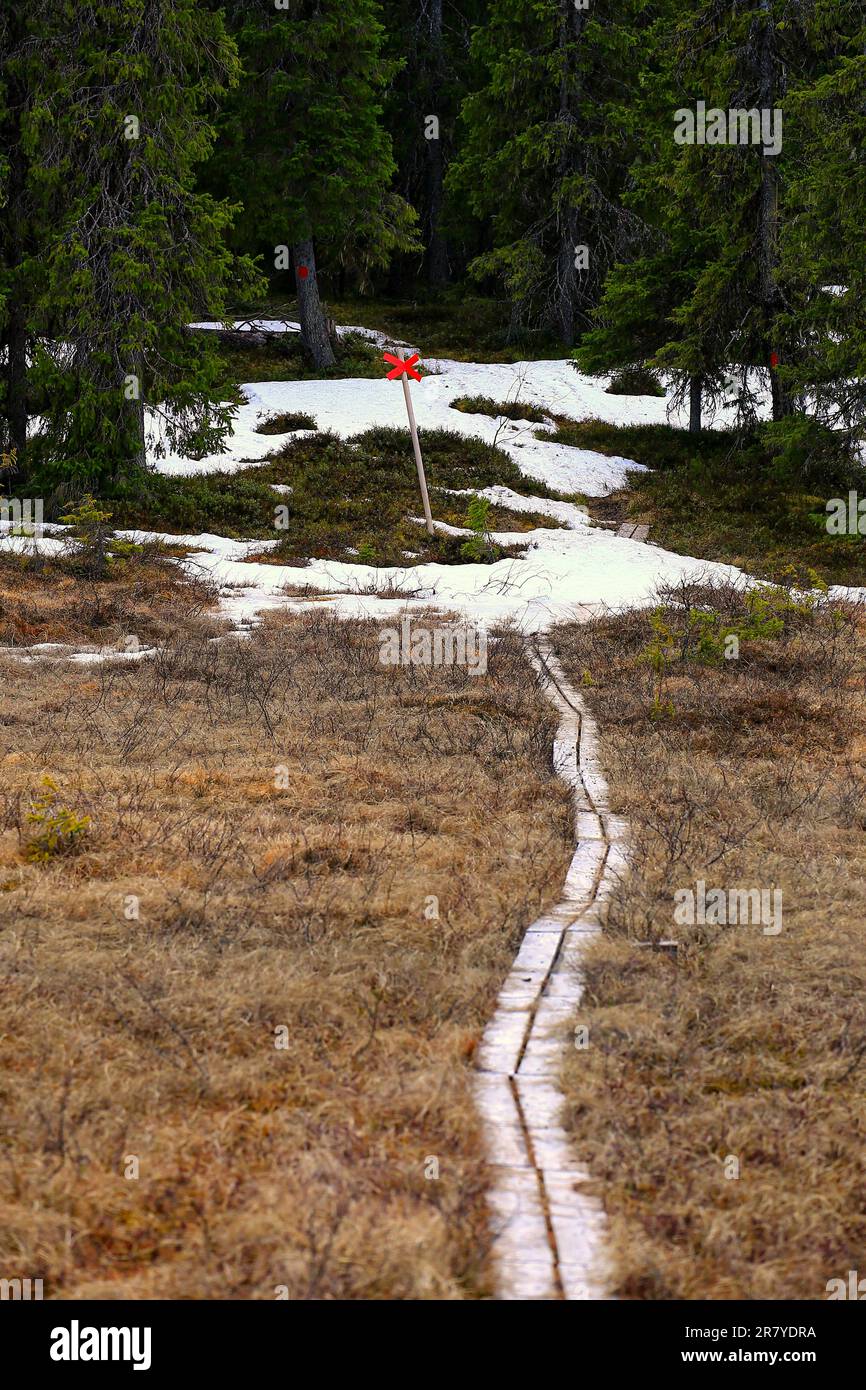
left=540, top=418, right=866, bottom=587
left=254, top=411, right=318, bottom=434
left=604, top=367, right=666, bottom=398
left=210, top=329, right=385, bottom=395
left=449, top=396, right=550, bottom=424
left=642, top=580, right=826, bottom=719
left=105, top=427, right=568, bottom=567
left=24, top=777, right=91, bottom=865
left=536, top=417, right=739, bottom=471
left=460, top=495, right=497, bottom=563
left=229, top=294, right=568, bottom=364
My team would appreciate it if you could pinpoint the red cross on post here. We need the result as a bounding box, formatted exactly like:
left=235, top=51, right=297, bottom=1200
left=383, top=350, right=434, bottom=536
left=384, top=351, right=422, bottom=381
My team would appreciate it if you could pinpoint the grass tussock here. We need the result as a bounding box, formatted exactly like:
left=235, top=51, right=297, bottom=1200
left=0, top=612, right=572, bottom=1299
left=553, top=580, right=866, bottom=1299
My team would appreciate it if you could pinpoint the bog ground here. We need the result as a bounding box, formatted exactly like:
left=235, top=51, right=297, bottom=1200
left=1, top=324, right=864, bottom=1302
left=0, top=599, right=572, bottom=1298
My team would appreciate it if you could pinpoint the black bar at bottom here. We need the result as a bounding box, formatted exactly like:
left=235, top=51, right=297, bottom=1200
left=5, top=1296, right=860, bottom=1376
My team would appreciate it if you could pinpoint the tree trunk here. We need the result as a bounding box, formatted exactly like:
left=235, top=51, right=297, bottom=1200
left=129, top=350, right=147, bottom=476
left=555, top=228, right=577, bottom=346
left=1, top=90, right=29, bottom=478
left=756, top=0, right=787, bottom=422
left=425, top=0, right=449, bottom=289
left=426, top=131, right=449, bottom=289
left=293, top=239, right=336, bottom=370
left=4, top=302, right=29, bottom=479
left=553, top=0, right=589, bottom=346
left=688, top=376, right=703, bottom=433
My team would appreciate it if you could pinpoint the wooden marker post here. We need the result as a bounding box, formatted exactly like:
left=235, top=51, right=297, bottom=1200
left=383, top=351, right=434, bottom=537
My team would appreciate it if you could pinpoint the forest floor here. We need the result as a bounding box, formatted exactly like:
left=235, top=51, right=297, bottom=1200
left=2, top=307, right=864, bottom=1300
left=107, top=315, right=866, bottom=626
left=0, top=572, right=572, bottom=1298
left=552, top=581, right=866, bottom=1299
left=224, top=292, right=567, bottom=364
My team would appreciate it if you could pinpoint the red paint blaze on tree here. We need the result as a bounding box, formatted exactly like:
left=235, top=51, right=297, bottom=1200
left=383, top=351, right=421, bottom=381
left=297, top=265, right=310, bottom=280
left=770, top=351, right=780, bottom=368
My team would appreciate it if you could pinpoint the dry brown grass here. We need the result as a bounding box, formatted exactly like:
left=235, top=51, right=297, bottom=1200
left=0, top=546, right=218, bottom=649
left=553, top=581, right=866, bottom=1300
left=0, top=605, right=572, bottom=1299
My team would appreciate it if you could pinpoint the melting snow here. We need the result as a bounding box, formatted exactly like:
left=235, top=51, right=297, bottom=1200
left=5, top=321, right=858, bottom=638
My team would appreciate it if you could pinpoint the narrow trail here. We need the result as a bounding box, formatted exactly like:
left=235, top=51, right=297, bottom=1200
left=474, top=635, right=629, bottom=1300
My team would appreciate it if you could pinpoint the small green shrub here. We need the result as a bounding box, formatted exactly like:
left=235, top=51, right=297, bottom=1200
left=450, top=395, right=549, bottom=424
left=59, top=496, right=118, bottom=578
left=460, top=494, right=499, bottom=562
left=640, top=579, right=827, bottom=711
left=640, top=610, right=678, bottom=717
left=0, top=445, right=17, bottom=486
left=605, top=366, right=666, bottom=397
left=255, top=412, right=317, bottom=435
left=25, top=777, right=90, bottom=863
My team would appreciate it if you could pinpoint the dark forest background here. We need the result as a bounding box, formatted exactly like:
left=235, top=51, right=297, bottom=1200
left=1, top=0, right=864, bottom=496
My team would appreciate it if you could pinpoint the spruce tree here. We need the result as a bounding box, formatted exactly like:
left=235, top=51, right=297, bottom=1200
left=209, top=0, right=419, bottom=368
left=449, top=0, right=652, bottom=345
left=0, top=2, right=50, bottom=479
left=576, top=0, right=862, bottom=446
left=772, top=0, right=866, bottom=474
left=573, top=0, right=724, bottom=431
left=378, top=0, right=486, bottom=290
left=647, top=0, right=811, bottom=426
left=2, top=0, right=257, bottom=492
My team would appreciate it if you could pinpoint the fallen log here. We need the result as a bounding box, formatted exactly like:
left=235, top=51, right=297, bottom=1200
left=188, top=324, right=301, bottom=352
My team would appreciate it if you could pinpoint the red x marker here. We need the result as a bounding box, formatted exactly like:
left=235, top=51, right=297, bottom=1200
left=383, top=348, right=433, bottom=535
left=384, top=351, right=422, bottom=381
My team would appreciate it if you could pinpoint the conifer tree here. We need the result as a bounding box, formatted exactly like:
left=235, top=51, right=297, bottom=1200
left=576, top=0, right=865, bottom=449
left=449, top=0, right=652, bottom=344
left=573, top=0, right=724, bottom=431
left=210, top=0, right=419, bottom=368
left=379, top=0, right=486, bottom=290
left=772, top=0, right=866, bottom=474
left=0, top=2, right=49, bottom=478
left=2, top=0, right=257, bottom=491
left=642, top=0, right=809, bottom=426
